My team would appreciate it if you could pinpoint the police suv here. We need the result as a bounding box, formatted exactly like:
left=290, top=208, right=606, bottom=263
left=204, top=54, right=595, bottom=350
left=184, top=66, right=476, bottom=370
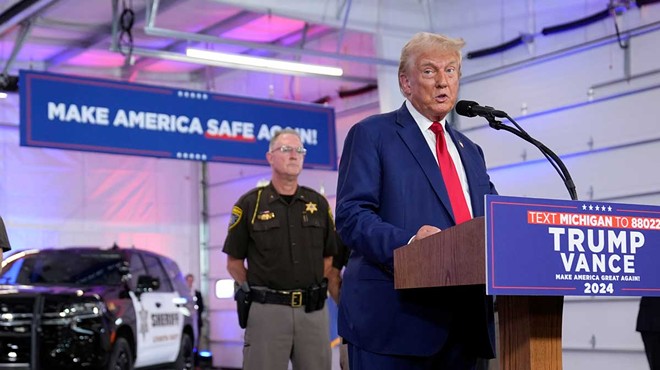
left=0, top=245, right=197, bottom=370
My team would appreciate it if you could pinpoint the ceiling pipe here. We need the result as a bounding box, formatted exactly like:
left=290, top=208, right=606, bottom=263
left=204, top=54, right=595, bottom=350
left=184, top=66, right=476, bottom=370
left=0, top=0, right=57, bottom=36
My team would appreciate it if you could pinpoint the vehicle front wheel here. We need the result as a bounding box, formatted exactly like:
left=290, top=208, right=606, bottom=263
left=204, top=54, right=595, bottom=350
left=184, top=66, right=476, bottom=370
left=108, top=337, right=133, bottom=370
left=173, top=333, right=194, bottom=370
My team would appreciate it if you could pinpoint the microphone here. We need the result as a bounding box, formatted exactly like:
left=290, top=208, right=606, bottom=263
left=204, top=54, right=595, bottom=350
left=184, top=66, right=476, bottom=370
left=455, top=100, right=507, bottom=118
left=456, top=99, right=578, bottom=201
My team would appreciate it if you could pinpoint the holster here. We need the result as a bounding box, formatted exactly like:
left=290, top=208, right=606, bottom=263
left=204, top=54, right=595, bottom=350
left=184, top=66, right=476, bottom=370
left=304, top=278, right=328, bottom=313
left=235, top=285, right=252, bottom=329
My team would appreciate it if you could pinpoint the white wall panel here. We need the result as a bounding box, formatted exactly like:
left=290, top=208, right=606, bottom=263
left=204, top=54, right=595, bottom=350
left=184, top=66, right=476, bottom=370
left=208, top=170, right=270, bottom=217
left=207, top=162, right=270, bottom=185
left=488, top=140, right=660, bottom=201
left=207, top=248, right=231, bottom=284
left=209, top=214, right=230, bottom=248
left=563, top=351, right=647, bottom=370
left=1, top=127, right=201, bottom=270
left=1, top=101, right=202, bottom=320
left=208, top=309, right=243, bottom=344
left=0, top=95, right=19, bottom=126
left=209, top=340, right=244, bottom=369
left=459, top=45, right=629, bottom=131
left=563, top=297, right=643, bottom=350
left=463, top=85, right=660, bottom=169
left=609, top=193, right=660, bottom=206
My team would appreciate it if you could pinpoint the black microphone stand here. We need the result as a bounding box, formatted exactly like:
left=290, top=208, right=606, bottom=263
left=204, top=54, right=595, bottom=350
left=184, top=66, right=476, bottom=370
left=483, top=113, right=578, bottom=201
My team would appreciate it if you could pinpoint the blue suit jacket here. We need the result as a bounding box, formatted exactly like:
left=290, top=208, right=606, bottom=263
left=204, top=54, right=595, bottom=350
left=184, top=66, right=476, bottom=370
left=336, top=103, right=497, bottom=357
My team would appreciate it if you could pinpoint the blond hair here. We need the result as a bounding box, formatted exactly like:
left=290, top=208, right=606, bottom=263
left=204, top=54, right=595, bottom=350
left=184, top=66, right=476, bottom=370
left=398, top=32, right=465, bottom=94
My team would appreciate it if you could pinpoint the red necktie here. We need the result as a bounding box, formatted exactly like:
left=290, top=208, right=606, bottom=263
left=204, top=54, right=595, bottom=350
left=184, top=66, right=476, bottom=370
left=430, top=121, right=471, bottom=224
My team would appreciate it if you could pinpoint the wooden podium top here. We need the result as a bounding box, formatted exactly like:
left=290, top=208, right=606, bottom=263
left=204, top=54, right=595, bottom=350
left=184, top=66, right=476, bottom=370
left=393, top=216, right=485, bottom=289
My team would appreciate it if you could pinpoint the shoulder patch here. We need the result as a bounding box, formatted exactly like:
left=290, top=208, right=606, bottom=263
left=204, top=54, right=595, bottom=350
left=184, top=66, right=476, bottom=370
left=229, top=206, right=243, bottom=230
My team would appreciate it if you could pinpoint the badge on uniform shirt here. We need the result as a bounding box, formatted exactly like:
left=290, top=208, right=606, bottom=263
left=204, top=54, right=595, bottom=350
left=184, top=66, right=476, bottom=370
left=229, top=206, right=243, bottom=230
left=305, top=202, right=318, bottom=214
left=257, top=210, right=275, bottom=221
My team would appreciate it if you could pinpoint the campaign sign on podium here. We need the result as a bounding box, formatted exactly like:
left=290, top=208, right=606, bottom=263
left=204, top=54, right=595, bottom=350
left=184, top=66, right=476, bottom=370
left=486, top=194, right=660, bottom=297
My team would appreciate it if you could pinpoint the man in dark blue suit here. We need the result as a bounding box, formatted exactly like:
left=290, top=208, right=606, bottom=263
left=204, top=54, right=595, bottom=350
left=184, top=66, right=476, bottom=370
left=637, top=297, right=660, bottom=369
left=335, top=32, right=497, bottom=370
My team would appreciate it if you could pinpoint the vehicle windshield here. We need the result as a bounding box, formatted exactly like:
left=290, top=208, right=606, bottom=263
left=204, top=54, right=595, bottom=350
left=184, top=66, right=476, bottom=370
left=0, top=251, right=127, bottom=286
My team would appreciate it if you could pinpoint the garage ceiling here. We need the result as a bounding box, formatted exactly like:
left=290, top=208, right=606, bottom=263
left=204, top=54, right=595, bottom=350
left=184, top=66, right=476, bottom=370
left=0, top=0, right=388, bottom=101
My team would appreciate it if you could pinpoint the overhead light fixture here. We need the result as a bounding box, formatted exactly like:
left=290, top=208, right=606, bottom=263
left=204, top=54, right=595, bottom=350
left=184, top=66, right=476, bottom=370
left=186, top=48, right=343, bottom=77
left=123, top=47, right=372, bottom=83
left=0, top=93, right=7, bottom=99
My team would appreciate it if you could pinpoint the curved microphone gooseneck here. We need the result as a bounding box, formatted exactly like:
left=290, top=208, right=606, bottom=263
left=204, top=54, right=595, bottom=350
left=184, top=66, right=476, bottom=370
left=455, top=100, right=578, bottom=201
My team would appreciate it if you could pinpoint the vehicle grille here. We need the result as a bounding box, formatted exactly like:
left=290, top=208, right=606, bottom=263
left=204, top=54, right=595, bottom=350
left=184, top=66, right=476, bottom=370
left=0, top=296, right=35, bottom=366
left=0, top=294, right=106, bottom=370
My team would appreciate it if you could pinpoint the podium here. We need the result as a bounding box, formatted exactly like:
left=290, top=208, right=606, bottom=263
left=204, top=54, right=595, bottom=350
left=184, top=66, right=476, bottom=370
left=393, top=217, right=563, bottom=370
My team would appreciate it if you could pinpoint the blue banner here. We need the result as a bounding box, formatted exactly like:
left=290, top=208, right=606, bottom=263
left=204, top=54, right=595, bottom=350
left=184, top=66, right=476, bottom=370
left=486, top=195, right=660, bottom=297
left=19, top=70, right=337, bottom=170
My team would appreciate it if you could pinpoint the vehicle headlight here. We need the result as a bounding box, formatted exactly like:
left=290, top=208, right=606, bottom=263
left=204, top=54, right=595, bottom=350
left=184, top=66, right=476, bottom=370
left=42, top=301, right=106, bottom=325
left=58, top=301, right=106, bottom=318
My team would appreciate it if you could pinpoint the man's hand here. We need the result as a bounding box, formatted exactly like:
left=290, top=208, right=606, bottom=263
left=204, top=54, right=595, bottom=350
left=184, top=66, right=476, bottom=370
left=327, top=267, right=342, bottom=304
left=226, top=256, right=248, bottom=285
left=414, top=225, right=441, bottom=241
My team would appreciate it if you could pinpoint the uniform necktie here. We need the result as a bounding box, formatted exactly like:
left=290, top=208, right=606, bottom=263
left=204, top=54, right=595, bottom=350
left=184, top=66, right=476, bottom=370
left=430, top=121, right=471, bottom=224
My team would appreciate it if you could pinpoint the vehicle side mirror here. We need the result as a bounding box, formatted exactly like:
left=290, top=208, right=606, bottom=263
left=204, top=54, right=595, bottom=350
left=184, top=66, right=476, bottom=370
left=136, top=275, right=160, bottom=294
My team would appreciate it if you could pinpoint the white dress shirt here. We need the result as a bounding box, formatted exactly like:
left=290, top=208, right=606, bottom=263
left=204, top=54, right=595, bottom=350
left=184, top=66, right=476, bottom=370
left=405, top=99, right=473, bottom=217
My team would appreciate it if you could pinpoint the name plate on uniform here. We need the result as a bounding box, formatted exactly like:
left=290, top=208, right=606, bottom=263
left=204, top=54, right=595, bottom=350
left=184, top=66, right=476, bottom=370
left=485, top=195, right=660, bottom=296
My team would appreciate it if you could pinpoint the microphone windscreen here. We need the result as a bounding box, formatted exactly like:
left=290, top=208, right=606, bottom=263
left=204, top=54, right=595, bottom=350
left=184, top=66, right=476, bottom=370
left=455, top=100, right=478, bottom=117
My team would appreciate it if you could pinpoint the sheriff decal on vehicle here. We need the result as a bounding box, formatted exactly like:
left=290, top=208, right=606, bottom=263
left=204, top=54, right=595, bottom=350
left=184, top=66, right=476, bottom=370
left=152, top=312, right=179, bottom=326
left=139, top=306, right=150, bottom=339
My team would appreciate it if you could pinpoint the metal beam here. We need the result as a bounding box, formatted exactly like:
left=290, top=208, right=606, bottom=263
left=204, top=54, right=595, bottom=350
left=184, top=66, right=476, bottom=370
left=122, top=3, right=390, bottom=83
left=45, top=0, right=183, bottom=68
left=188, top=25, right=340, bottom=85
left=2, top=19, right=35, bottom=76
left=45, top=24, right=114, bottom=67
left=336, top=0, right=352, bottom=53
left=145, top=26, right=398, bottom=67
left=120, top=9, right=264, bottom=77
left=0, top=0, right=57, bottom=36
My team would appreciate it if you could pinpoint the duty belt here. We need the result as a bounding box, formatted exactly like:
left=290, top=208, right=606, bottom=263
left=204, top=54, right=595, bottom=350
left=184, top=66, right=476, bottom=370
left=251, top=289, right=306, bottom=307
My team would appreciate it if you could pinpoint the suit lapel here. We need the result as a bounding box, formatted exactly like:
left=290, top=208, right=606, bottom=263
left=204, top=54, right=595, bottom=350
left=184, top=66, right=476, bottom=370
left=395, top=104, right=455, bottom=222
left=445, top=124, right=485, bottom=216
